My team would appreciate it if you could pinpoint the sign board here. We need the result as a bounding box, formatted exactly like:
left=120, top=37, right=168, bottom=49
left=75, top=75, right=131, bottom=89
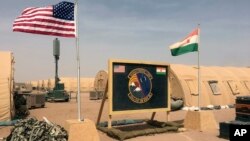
left=109, top=59, right=170, bottom=115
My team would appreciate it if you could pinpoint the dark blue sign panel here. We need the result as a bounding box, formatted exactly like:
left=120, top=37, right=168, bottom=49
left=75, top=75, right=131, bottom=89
left=110, top=60, right=169, bottom=113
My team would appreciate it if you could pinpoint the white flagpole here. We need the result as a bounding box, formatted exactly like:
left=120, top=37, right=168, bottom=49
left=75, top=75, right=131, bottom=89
left=197, top=25, right=201, bottom=110
left=74, top=0, right=82, bottom=121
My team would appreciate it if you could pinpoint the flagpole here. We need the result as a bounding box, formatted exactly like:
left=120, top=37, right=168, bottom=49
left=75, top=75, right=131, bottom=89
left=74, top=0, right=82, bottom=121
left=197, top=25, right=201, bottom=110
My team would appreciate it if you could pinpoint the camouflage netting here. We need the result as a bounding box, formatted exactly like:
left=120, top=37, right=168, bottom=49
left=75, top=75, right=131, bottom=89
left=5, top=117, right=68, bottom=141
left=97, top=120, right=183, bottom=141
left=98, top=119, right=146, bottom=127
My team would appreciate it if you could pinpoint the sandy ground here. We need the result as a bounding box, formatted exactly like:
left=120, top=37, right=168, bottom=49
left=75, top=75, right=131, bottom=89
left=0, top=93, right=233, bottom=141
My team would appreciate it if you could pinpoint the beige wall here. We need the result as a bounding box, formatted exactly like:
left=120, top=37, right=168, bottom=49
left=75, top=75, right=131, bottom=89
left=170, top=64, right=250, bottom=107
left=0, top=51, right=14, bottom=121
left=30, top=77, right=94, bottom=92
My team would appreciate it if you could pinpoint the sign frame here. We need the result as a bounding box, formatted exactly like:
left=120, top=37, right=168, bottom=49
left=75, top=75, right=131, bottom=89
left=108, top=59, right=170, bottom=115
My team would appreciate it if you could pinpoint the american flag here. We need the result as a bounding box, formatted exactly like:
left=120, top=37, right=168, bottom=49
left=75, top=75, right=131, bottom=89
left=114, top=65, right=125, bottom=73
left=13, top=1, right=75, bottom=38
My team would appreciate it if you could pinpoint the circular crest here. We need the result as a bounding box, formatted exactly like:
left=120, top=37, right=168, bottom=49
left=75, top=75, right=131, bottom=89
left=128, top=68, right=153, bottom=104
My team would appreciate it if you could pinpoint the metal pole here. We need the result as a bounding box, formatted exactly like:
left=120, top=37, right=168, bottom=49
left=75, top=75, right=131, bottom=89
left=55, top=55, right=59, bottom=86
left=197, top=26, right=201, bottom=110
left=53, top=38, right=60, bottom=88
left=74, top=0, right=82, bottom=121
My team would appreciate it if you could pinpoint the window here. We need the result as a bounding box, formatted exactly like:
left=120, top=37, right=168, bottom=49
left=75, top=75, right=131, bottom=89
left=242, top=81, right=250, bottom=92
left=208, top=80, right=221, bottom=95
left=227, top=81, right=240, bottom=95
left=185, top=80, right=198, bottom=95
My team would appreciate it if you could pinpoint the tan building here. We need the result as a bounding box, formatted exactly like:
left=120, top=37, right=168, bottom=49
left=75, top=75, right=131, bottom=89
left=30, top=77, right=95, bottom=92
left=0, top=51, right=14, bottom=122
left=170, top=64, right=250, bottom=107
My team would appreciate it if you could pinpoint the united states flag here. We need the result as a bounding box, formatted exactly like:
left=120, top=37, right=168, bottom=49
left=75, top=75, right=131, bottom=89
left=13, top=1, right=75, bottom=38
left=114, top=65, right=125, bottom=73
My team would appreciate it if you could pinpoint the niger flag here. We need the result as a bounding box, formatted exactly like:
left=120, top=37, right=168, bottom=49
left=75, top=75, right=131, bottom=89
left=169, top=28, right=199, bottom=56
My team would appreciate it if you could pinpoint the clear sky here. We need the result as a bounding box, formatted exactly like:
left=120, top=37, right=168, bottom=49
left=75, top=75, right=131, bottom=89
left=1, top=0, right=249, bottom=82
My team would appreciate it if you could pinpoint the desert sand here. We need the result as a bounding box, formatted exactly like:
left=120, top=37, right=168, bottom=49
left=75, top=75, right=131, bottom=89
left=0, top=93, right=233, bottom=141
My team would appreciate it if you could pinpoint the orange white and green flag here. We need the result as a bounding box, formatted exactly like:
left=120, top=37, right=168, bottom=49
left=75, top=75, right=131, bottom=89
left=169, top=28, right=199, bottom=56
left=156, top=67, right=166, bottom=75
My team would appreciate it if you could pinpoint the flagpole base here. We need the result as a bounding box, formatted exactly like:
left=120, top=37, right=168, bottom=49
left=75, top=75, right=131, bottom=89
left=184, top=110, right=218, bottom=131
left=65, top=119, right=100, bottom=141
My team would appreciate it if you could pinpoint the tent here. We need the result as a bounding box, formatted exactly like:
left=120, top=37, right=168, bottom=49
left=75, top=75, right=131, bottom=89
left=170, top=64, right=250, bottom=107
left=29, top=77, right=95, bottom=93
left=0, top=51, right=14, bottom=122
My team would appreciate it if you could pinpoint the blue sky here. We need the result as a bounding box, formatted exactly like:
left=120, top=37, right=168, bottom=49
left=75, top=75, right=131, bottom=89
left=1, top=0, right=249, bottom=82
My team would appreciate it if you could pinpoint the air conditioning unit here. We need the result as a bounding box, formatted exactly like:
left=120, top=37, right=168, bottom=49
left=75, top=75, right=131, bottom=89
left=25, top=93, right=46, bottom=109
left=89, top=91, right=98, bottom=100
left=236, top=96, right=250, bottom=122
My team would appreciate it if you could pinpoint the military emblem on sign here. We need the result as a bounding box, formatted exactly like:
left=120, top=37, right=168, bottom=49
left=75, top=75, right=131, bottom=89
left=128, top=68, right=153, bottom=104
